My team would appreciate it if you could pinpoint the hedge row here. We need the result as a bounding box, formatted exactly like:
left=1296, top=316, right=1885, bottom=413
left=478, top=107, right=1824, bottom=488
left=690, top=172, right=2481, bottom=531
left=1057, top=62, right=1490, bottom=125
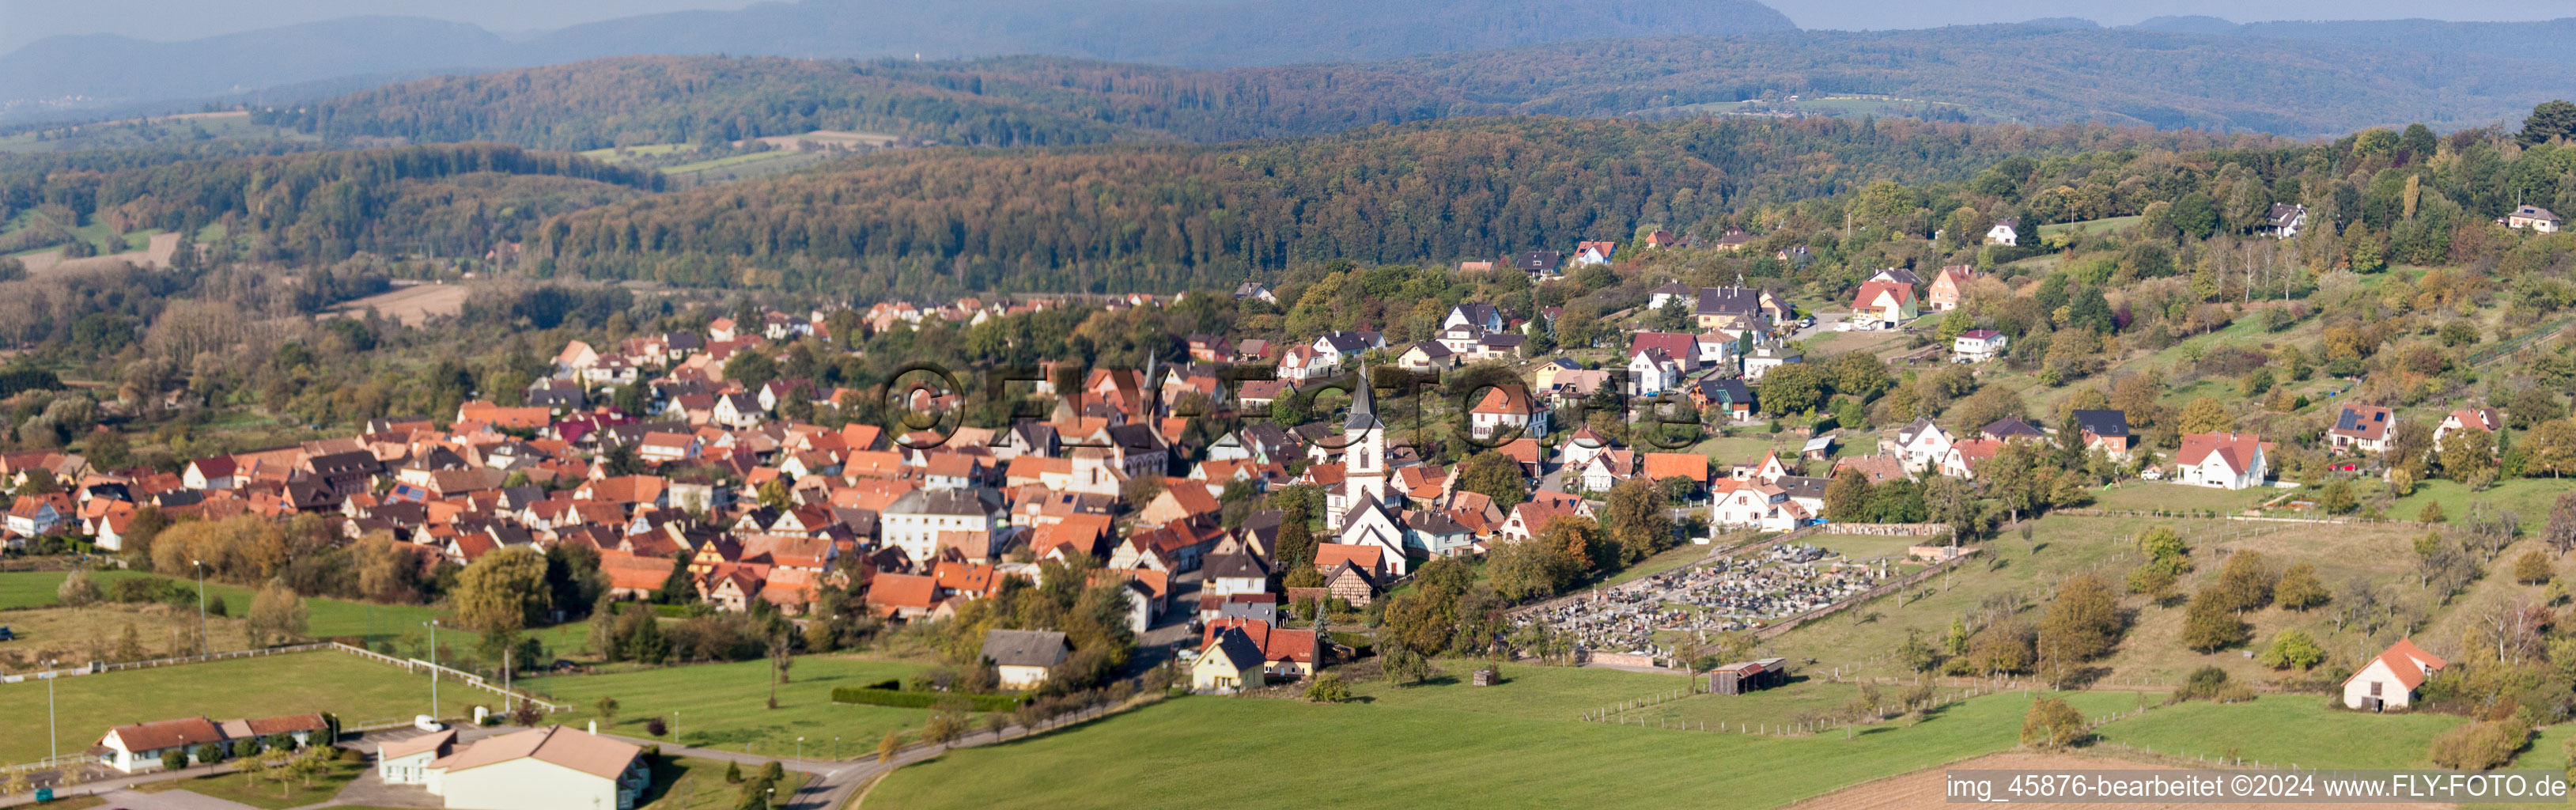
left=830, top=687, right=1022, bottom=712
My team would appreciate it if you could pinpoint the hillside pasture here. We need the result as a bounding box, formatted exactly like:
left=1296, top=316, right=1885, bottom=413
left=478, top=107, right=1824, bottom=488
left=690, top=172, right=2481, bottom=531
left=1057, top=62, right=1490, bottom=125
left=869, top=683, right=2141, bottom=809
left=322, top=282, right=471, bottom=326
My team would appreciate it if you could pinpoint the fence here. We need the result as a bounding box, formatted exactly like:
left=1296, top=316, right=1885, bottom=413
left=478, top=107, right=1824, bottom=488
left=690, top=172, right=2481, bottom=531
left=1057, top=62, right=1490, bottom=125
left=1752, top=551, right=1977, bottom=641
left=1812, top=522, right=1949, bottom=536
left=2467, top=316, right=2572, bottom=368
left=324, top=642, right=566, bottom=713
left=0, top=643, right=331, bottom=683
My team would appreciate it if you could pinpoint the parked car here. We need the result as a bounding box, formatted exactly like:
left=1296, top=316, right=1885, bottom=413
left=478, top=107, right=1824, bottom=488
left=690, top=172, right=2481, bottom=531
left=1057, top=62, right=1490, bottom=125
left=0, top=626, right=15, bottom=641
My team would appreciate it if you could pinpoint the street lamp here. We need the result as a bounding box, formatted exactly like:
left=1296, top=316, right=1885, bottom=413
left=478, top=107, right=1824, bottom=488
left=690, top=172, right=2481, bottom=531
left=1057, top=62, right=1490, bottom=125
left=796, top=736, right=804, bottom=763
left=426, top=620, right=441, bottom=722
left=44, top=659, right=57, bottom=764
left=765, top=787, right=775, bottom=810
left=671, top=712, right=679, bottom=744
left=833, top=736, right=840, bottom=760
left=191, top=560, right=207, bottom=657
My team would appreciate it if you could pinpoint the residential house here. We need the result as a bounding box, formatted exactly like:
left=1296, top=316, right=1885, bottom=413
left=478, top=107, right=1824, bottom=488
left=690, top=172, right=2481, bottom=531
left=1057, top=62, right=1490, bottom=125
left=1444, top=303, right=1507, bottom=333
left=1468, top=385, right=1548, bottom=440
left=2434, top=407, right=2504, bottom=451
left=1741, top=341, right=1801, bottom=382
left=1927, top=265, right=1976, bottom=312
left=2507, top=205, right=2563, bottom=233
left=879, top=488, right=1003, bottom=565
left=2071, top=410, right=2133, bottom=456
left=1850, top=279, right=1920, bottom=328
left=2341, top=638, right=2449, bottom=710
left=2328, top=404, right=2395, bottom=455
left=1893, top=418, right=1954, bottom=472
left=2265, top=203, right=2308, bottom=238
left=1514, top=251, right=1564, bottom=274
left=2176, top=431, right=2272, bottom=490
left=1572, top=241, right=1616, bottom=266
left=1396, top=341, right=1457, bottom=373
left=980, top=629, right=1070, bottom=691
left=1648, top=281, right=1695, bottom=311
left=1952, top=329, right=2007, bottom=362
left=1627, top=348, right=1685, bottom=397
left=1691, top=377, right=1757, bottom=422
left=1985, top=218, right=2020, bottom=246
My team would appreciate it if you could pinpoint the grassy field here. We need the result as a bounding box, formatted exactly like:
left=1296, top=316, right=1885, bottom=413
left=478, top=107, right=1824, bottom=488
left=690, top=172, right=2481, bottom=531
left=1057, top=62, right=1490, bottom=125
left=137, top=753, right=369, bottom=809
left=0, top=651, right=434, bottom=764
left=0, top=112, right=319, bottom=155
left=2037, top=216, right=2142, bottom=238
left=872, top=682, right=2140, bottom=809
left=533, top=656, right=936, bottom=758
left=634, top=756, right=813, bottom=810
left=2093, top=695, right=2463, bottom=768
left=2087, top=482, right=2271, bottom=513
left=0, top=604, right=259, bottom=664
left=0, top=570, right=591, bottom=655
left=1762, top=513, right=2437, bottom=686
left=1596, top=543, right=1715, bottom=589
left=579, top=143, right=699, bottom=164
left=2387, top=478, right=2571, bottom=528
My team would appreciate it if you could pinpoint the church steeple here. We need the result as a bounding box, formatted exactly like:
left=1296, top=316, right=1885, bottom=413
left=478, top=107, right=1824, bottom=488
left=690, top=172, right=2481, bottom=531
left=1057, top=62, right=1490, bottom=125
left=1343, top=376, right=1383, bottom=431
left=1344, top=377, right=1386, bottom=505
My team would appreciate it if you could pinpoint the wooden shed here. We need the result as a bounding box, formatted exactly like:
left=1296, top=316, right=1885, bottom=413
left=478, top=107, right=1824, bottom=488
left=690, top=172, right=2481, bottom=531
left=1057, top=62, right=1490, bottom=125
left=1706, top=657, right=1790, bottom=695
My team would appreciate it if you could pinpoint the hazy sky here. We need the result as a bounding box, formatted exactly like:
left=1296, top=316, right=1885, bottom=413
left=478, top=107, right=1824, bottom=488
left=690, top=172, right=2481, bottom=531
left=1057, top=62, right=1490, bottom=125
left=10, top=0, right=2576, bottom=52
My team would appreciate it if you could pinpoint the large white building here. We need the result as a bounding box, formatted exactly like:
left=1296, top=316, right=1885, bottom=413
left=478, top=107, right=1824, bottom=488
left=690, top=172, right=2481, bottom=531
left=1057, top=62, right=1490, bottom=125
left=381, top=725, right=649, bottom=810
left=879, top=488, right=1005, bottom=565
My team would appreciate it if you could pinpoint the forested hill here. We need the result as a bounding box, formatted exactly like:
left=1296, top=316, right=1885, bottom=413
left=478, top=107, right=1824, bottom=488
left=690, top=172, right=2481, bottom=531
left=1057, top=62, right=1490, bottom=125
left=259, top=25, right=2567, bottom=157
left=529, top=116, right=2263, bottom=296
left=2135, top=16, right=2576, bottom=64
left=0, top=0, right=1795, bottom=118
left=0, top=143, right=656, bottom=263
left=251, top=55, right=1477, bottom=150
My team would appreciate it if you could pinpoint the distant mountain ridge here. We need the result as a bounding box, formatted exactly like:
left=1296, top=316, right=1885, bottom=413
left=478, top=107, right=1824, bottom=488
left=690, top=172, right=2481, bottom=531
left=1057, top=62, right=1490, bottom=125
left=2129, top=15, right=2576, bottom=62
left=255, top=25, right=2571, bottom=153
left=0, top=0, right=1797, bottom=117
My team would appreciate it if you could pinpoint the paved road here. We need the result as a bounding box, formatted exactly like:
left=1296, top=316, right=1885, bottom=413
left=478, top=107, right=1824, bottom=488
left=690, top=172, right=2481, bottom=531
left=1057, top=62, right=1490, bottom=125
left=595, top=700, right=1131, bottom=810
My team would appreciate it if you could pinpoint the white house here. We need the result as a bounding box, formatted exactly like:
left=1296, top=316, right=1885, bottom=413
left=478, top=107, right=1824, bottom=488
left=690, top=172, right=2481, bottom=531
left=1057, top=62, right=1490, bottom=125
left=1626, top=348, right=1684, bottom=397
left=411, top=725, right=648, bottom=810
left=1572, top=240, right=1616, bottom=266
left=1443, top=303, right=1507, bottom=333
left=1577, top=450, right=1636, bottom=493
left=2341, top=638, right=2448, bottom=710
left=2328, top=404, right=2395, bottom=455
left=1709, top=480, right=1806, bottom=533
left=1468, top=386, right=1548, bottom=440
left=1984, top=218, right=2020, bottom=246
left=1952, top=329, right=2008, bottom=362
left=2433, top=407, right=2503, bottom=452
left=2174, top=431, right=2271, bottom=490
left=1278, top=345, right=1338, bottom=382
left=879, top=488, right=1004, bottom=565
left=2264, top=203, right=2308, bottom=239
left=980, top=629, right=1070, bottom=691
left=1893, top=418, right=1955, bottom=472
left=2506, top=204, right=2563, bottom=233
left=1741, top=342, right=1800, bottom=382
